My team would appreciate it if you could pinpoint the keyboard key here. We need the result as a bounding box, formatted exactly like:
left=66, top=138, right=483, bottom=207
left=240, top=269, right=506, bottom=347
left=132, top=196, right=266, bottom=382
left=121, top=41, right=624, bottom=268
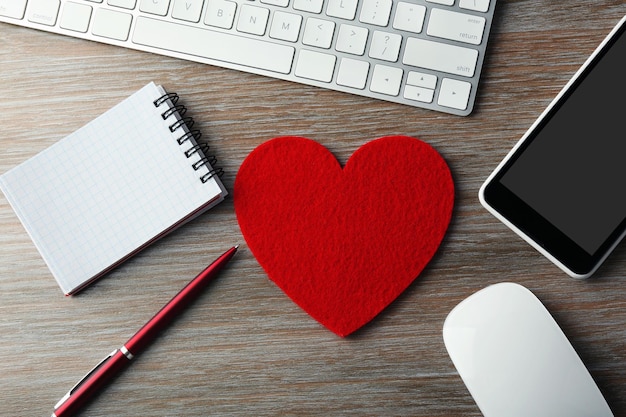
left=369, top=30, right=402, bottom=62
left=426, top=0, right=454, bottom=5
left=237, top=4, right=269, bottom=35
left=139, top=0, right=170, bottom=16
left=302, top=17, right=335, bottom=49
left=459, top=0, right=490, bottom=12
left=270, top=11, right=302, bottom=42
left=27, top=0, right=60, bottom=26
left=261, top=0, right=289, bottom=7
left=108, top=0, right=136, bottom=9
left=326, top=0, right=357, bottom=20
left=337, top=58, right=369, bottom=89
left=0, top=0, right=27, bottom=19
left=60, top=2, right=92, bottom=32
left=438, top=78, right=471, bottom=110
left=204, top=0, right=236, bottom=29
left=427, top=8, right=485, bottom=45
left=403, top=37, right=478, bottom=77
left=133, top=17, right=295, bottom=74
left=370, top=64, right=402, bottom=96
left=172, top=0, right=204, bottom=23
left=295, top=49, right=336, bottom=82
left=407, top=71, right=437, bottom=89
left=336, top=24, right=368, bottom=55
left=293, top=0, right=323, bottom=13
left=92, top=8, right=132, bottom=40
left=404, top=85, right=434, bottom=103
left=359, top=0, right=392, bottom=27
left=392, top=2, right=426, bottom=34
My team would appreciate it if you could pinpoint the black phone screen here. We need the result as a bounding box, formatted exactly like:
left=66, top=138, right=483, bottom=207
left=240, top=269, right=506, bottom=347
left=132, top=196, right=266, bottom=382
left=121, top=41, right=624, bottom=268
left=482, top=19, right=626, bottom=274
left=500, top=25, right=626, bottom=255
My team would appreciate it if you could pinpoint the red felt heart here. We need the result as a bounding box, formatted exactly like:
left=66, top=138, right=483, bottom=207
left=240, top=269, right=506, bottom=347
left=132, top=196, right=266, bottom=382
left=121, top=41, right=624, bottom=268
left=234, top=136, right=454, bottom=336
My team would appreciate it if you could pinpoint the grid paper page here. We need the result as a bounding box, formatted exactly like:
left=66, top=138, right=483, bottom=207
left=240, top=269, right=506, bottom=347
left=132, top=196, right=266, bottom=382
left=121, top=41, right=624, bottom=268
left=0, top=83, right=225, bottom=294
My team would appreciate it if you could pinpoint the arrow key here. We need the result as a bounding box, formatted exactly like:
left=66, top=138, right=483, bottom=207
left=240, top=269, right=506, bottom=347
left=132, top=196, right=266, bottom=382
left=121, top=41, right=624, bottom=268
left=438, top=78, right=472, bottom=110
left=407, top=71, right=437, bottom=89
left=404, top=85, right=434, bottom=103
left=370, top=64, right=403, bottom=96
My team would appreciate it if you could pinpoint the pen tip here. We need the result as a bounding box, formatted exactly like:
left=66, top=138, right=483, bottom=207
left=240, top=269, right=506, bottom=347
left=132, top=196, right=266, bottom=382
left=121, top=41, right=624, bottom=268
left=234, top=244, right=240, bottom=250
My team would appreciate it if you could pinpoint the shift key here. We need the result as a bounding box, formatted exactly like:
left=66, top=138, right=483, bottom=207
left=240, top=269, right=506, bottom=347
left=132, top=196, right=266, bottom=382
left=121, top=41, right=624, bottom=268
left=402, top=38, right=478, bottom=77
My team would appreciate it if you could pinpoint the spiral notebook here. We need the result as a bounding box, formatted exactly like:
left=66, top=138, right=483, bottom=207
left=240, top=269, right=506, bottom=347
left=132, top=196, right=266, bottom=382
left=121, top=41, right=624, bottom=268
left=0, top=82, right=227, bottom=295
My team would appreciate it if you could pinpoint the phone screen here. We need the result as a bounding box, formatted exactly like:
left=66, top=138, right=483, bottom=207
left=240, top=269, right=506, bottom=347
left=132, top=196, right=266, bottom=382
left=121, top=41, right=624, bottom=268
left=481, top=18, right=626, bottom=276
left=500, top=25, right=626, bottom=255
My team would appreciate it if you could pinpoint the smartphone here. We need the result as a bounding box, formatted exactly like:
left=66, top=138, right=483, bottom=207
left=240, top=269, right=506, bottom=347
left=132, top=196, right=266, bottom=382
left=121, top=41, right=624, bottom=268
left=479, top=15, right=626, bottom=279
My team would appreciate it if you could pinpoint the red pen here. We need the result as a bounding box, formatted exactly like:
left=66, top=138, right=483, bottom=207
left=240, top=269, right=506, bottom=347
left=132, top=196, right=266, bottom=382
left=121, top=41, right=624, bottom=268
left=52, top=245, right=239, bottom=417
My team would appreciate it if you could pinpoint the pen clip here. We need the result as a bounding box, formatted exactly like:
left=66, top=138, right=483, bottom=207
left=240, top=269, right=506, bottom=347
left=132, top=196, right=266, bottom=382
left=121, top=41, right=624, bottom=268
left=54, top=349, right=119, bottom=410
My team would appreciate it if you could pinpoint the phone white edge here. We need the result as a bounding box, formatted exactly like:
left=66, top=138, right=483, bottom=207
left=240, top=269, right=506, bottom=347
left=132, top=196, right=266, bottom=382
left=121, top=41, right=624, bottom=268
left=478, top=15, right=626, bottom=280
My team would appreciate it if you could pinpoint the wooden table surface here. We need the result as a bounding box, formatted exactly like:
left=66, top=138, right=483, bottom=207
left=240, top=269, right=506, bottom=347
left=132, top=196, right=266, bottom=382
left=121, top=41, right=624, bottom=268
left=1, top=2, right=625, bottom=416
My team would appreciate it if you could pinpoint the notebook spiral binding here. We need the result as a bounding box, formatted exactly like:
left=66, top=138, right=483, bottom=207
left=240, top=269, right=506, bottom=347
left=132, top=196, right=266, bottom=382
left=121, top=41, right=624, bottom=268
left=153, top=91, right=224, bottom=183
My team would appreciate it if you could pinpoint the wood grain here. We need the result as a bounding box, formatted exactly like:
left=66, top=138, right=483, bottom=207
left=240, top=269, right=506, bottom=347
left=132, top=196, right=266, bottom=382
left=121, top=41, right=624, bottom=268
left=1, top=2, right=625, bottom=415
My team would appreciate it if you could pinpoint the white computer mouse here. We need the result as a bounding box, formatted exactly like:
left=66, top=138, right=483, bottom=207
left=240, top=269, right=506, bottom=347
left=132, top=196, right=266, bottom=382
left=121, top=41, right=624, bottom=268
left=442, top=282, right=613, bottom=417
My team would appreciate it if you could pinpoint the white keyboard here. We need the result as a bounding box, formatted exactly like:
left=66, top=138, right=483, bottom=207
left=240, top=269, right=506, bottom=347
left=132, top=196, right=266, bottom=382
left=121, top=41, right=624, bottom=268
left=0, top=0, right=497, bottom=116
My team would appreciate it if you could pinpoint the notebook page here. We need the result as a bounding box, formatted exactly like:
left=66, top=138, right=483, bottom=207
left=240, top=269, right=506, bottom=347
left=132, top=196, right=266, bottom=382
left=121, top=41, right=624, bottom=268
left=0, top=83, right=224, bottom=294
